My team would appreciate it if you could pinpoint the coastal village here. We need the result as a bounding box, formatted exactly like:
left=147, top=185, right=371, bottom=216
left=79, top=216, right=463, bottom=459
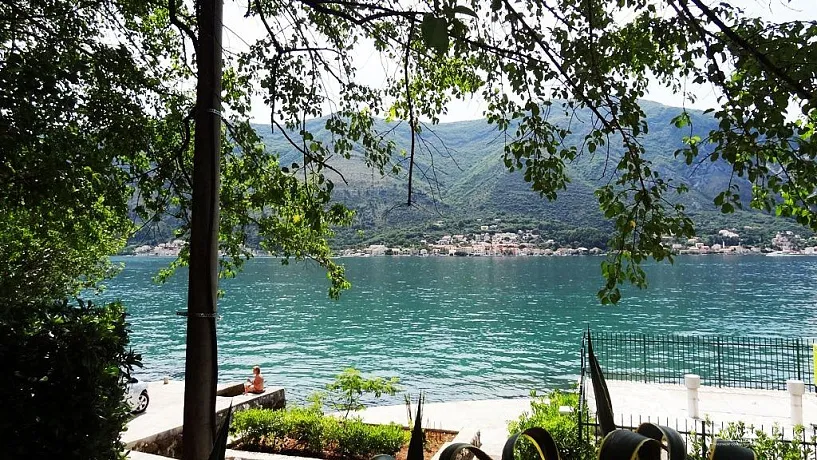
left=131, top=228, right=817, bottom=257
left=341, top=229, right=817, bottom=257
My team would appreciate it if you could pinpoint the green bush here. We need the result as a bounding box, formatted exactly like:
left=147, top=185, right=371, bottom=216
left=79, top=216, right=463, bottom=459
left=231, top=406, right=326, bottom=451
left=286, top=406, right=327, bottom=452
left=508, top=390, right=595, bottom=460
left=0, top=299, right=141, bottom=460
left=689, top=421, right=815, bottom=460
left=231, top=407, right=407, bottom=458
left=326, top=418, right=407, bottom=459
left=231, top=408, right=285, bottom=447
left=325, top=367, right=401, bottom=417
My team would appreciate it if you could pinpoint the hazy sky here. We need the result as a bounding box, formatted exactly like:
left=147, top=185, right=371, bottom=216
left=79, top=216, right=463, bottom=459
left=220, top=0, right=816, bottom=123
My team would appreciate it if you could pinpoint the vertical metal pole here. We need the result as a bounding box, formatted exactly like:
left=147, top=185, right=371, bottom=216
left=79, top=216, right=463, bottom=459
left=812, top=343, right=817, bottom=393
left=716, top=337, right=723, bottom=387
left=797, top=339, right=803, bottom=381
left=183, top=0, right=223, bottom=459
left=579, top=331, right=585, bottom=446
left=700, top=420, right=708, bottom=460
left=642, top=334, right=648, bottom=383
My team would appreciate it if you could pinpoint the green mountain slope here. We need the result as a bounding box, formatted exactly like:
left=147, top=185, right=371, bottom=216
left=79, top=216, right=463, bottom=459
left=126, top=100, right=808, bottom=251
left=253, top=100, right=783, bottom=248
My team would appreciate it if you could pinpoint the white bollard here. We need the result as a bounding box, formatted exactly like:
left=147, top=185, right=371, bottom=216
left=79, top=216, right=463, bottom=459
left=558, top=405, right=573, bottom=415
left=787, top=379, right=805, bottom=426
left=685, top=374, right=701, bottom=419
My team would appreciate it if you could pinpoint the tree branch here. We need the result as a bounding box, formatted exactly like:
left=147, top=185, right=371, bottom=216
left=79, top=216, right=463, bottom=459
left=686, top=0, right=815, bottom=102
left=404, top=18, right=416, bottom=206
left=169, top=0, right=198, bottom=52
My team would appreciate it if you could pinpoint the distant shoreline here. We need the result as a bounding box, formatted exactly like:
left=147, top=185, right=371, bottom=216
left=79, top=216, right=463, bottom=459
left=123, top=231, right=817, bottom=258
left=119, top=248, right=817, bottom=258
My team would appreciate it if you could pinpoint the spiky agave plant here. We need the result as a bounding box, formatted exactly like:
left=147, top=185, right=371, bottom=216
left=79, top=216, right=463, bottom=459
left=406, top=393, right=426, bottom=460
left=209, top=403, right=233, bottom=460
left=372, top=393, right=426, bottom=460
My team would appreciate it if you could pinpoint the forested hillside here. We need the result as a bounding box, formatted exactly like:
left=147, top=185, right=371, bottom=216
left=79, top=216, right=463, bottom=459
left=130, top=101, right=807, bottom=250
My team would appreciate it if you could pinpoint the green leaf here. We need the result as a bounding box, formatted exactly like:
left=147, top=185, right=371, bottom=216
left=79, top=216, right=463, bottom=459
left=421, top=14, right=449, bottom=55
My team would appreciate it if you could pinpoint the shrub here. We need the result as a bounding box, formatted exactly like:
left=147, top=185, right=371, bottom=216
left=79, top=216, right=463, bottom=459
left=285, top=406, right=327, bottom=452
left=231, top=406, right=407, bottom=459
left=231, top=406, right=327, bottom=451
left=327, top=418, right=407, bottom=459
left=508, top=390, right=595, bottom=460
left=754, top=425, right=815, bottom=460
left=366, top=422, right=410, bottom=456
left=325, top=367, right=401, bottom=417
left=689, top=421, right=816, bottom=460
left=0, top=299, right=141, bottom=460
left=231, top=408, right=285, bottom=447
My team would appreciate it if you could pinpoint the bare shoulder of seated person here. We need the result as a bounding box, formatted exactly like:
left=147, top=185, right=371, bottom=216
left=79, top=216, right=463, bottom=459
left=244, top=366, right=265, bottom=394
left=252, top=373, right=264, bottom=392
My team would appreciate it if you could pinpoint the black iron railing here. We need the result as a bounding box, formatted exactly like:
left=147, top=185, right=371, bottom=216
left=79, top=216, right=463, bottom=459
left=582, top=332, right=817, bottom=392
left=577, top=412, right=817, bottom=460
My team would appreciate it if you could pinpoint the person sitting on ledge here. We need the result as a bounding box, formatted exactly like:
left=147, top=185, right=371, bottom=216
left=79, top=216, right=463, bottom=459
left=244, top=365, right=265, bottom=394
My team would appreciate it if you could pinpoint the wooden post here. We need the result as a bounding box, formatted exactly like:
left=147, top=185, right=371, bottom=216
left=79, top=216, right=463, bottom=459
left=183, top=0, right=223, bottom=458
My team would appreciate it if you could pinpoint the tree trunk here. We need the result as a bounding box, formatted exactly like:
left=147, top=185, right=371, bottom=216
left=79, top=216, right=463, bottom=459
left=182, top=0, right=223, bottom=459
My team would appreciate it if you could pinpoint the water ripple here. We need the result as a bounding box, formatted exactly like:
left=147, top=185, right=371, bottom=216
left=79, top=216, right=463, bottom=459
left=97, top=255, right=817, bottom=403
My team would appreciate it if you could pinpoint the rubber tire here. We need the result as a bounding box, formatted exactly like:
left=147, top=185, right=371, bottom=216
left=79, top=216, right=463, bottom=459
left=133, top=390, right=149, bottom=414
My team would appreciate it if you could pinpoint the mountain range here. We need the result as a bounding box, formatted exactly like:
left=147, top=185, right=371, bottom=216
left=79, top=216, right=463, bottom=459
left=252, top=100, right=799, bottom=249
left=127, top=100, right=807, bottom=251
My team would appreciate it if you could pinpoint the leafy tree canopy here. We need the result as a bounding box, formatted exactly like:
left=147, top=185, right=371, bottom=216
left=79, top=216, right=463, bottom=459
left=231, top=0, right=817, bottom=302
left=2, top=0, right=815, bottom=302
left=3, top=1, right=815, bottom=457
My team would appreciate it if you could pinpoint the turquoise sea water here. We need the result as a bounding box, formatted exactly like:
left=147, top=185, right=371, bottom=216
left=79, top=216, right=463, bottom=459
left=100, top=255, right=817, bottom=403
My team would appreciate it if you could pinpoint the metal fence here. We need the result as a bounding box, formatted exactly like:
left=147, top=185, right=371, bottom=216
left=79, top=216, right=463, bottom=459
left=584, top=332, right=817, bottom=391
left=577, top=412, right=817, bottom=460
left=576, top=331, right=817, bottom=458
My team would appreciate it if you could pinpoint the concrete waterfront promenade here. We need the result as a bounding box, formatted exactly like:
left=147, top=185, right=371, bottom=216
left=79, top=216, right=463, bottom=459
left=124, top=380, right=285, bottom=457
left=124, top=387, right=532, bottom=459
left=586, top=380, right=817, bottom=435
left=351, top=398, right=533, bottom=458
left=125, top=379, right=817, bottom=458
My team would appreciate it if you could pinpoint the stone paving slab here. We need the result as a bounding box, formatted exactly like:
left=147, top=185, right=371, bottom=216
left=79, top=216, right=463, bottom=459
left=586, top=380, right=817, bottom=436
left=226, top=450, right=316, bottom=460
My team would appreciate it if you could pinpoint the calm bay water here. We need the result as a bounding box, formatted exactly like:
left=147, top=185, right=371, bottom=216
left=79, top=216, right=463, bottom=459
left=99, top=255, right=817, bottom=403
